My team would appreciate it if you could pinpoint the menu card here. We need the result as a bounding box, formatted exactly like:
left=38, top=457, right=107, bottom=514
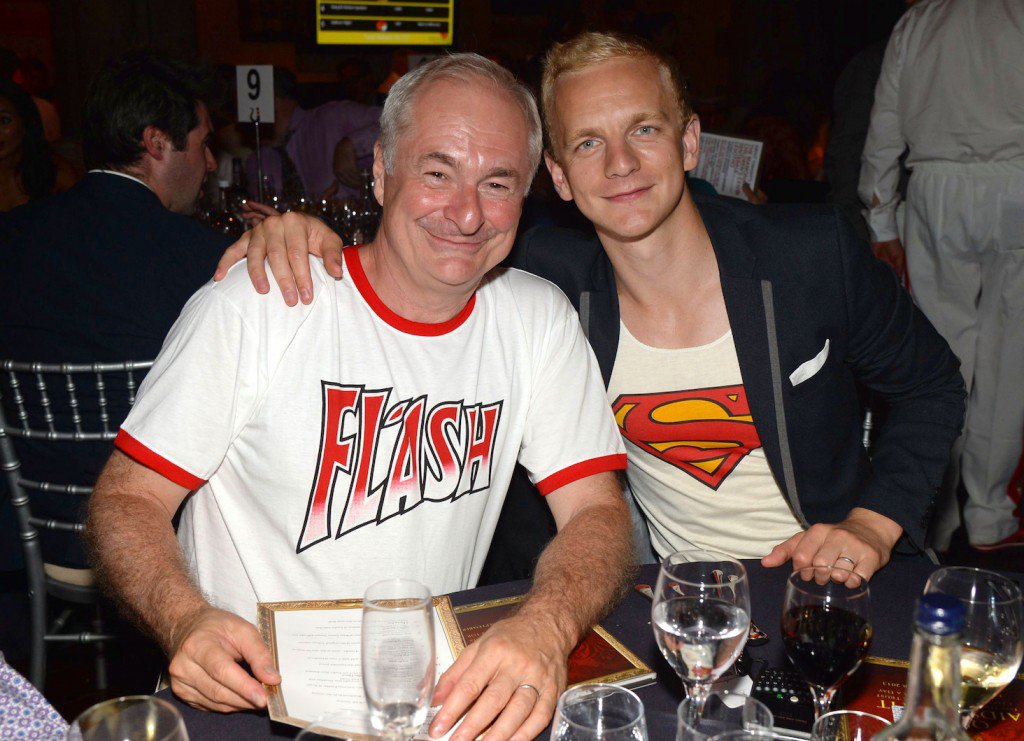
left=258, top=596, right=462, bottom=739
left=258, top=593, right=655, bottom=737
left=693, top=132, right=764, bottom=199
left=842, top=656, right=1024, bottom=740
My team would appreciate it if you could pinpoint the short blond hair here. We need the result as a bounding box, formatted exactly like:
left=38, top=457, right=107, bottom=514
left=541, top=31, right=693, bottom=152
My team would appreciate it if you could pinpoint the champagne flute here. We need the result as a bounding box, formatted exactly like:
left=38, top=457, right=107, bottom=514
left=362, top=578, right=436, bottom=739
left=653, top=550, right=751, bottom=713
left=551, top=683, right=648, bottom=741
left=781, top=566, right=871, bottom=718
left=924, top=566, right=1023, bottom=729
left=69, top=695, right=188, bottom=741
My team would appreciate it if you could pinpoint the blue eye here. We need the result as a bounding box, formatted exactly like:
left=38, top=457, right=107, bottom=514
left=636, top=126, right=655, bottom=136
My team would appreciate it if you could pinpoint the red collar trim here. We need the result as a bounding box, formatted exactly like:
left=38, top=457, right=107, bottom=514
left=344, top=246, right=476, bottom=337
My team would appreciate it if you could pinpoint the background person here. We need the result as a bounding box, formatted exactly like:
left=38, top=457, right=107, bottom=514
left=859, top=0, right=1024, bottom=551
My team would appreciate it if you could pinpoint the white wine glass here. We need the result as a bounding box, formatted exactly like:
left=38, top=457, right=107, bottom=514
left=68, top=695, right=188, bottom=741
left=653, top=550, right=751, bottom=713
left=924, top=566, right=1023, bottom=729
left=551, top=683, right=648, bottom=741
left=362, top=578, right=436, bottom=740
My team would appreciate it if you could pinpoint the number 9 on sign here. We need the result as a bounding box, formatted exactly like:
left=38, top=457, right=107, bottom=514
left=236, top=65, right=274, bottom=124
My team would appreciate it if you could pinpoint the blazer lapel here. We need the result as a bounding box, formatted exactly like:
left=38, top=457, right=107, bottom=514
left=697, top=198, right=789, bottom=499
left=584, top=245, right=620, bottom=387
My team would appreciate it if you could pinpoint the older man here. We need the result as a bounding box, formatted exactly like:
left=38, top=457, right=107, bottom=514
left=233, top=32, right=964, bottom=585
left=87, top=54, right=631, bottom=741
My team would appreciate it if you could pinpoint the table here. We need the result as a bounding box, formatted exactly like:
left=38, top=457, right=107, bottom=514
left=159, top=554, right=941, bottom=739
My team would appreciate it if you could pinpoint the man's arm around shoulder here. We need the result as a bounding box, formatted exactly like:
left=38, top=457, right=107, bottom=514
left=87, top=450, right=280, bottom=712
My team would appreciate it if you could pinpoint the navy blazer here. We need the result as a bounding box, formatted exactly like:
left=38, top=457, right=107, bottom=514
left=508, top=193, right=965, bottom=549
left=0, top=172, right=231, bottom=566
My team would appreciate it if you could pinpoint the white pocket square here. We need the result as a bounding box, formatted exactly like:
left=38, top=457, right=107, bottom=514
left=790, top=339, right=830, bottom=387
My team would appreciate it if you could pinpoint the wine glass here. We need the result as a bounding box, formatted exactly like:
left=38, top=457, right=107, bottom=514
left=362, top=578, right=436, bottom=739
left=677, top=690, right=773, bottom=741
left=924, top=566, right=1023, bottom=729
left=551, top=683, right=648, bottom=740
left=810, top=709, right=889, bottom=740
left=781, top=565, right=871, bottom=718
left=653, top=550, right=751, bottom=712
left=68, top=695, right=188, bottom=741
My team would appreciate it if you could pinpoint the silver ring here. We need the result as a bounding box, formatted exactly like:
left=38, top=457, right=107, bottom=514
left=837, top=556, right=856, bottom=565
left=518, top=683, right=540, bottom=697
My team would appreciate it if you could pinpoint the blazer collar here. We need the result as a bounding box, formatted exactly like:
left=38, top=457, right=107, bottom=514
left=693, top=193, right=757, bottom=278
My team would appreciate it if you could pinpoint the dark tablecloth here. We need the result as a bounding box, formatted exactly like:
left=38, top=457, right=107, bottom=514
left=158, top=554, right=940, bottom=739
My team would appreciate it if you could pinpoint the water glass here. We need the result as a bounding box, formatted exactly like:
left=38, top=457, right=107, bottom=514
left=362, top=578, right=435, bottom=739
left=653, top=550, right=751, bottom=713
left=551, top=683, right=648, bottom=741
left=810, top=709, right=889, bottom=740
left=68, top=695, right=188, bottom=741
left=677, top=690, right=773, bottom=741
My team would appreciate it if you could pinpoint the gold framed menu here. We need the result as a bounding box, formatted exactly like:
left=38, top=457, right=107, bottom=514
left=257, top=593, right=654, bottom=737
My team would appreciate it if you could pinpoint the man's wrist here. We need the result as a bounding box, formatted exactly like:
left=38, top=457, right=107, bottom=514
left=847, top=507, right=903, bottom=550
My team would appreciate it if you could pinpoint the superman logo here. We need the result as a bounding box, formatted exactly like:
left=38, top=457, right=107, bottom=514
left=612, top=385, right=761, bottom=489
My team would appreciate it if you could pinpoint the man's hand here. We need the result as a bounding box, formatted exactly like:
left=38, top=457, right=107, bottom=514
left=166, top=605, right=281, bottom=713
left=870, top=238, right=906, bottom=278
left=761, top=508, right=903, bottom=587
left=213, top=211, right=344, bottom=306
left=429, top=613, right=569, bottom=741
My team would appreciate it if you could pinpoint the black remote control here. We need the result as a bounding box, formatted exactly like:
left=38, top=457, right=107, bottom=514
left=750, top=666, right=816, bottom=733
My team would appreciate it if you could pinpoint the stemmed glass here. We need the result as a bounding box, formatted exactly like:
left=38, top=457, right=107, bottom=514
left=361, top=578, right=436, bottom=740
left=551, top=683, right=648, bottom=740
left=69, top=696, right=189, bottom=741
left=652, top=550, right=751, bottom=713
left=924, top=566, right=1023, bottom=729
left=781, top=566, right=872, bottom=719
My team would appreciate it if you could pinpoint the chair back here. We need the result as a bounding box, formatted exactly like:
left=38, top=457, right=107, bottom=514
left=1, top=358, right=152, bottom=523
left=0, top=359, right=152, bottom=688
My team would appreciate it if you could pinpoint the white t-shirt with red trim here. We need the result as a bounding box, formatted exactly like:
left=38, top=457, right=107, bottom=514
left=116, top=247, right=625, bottom=621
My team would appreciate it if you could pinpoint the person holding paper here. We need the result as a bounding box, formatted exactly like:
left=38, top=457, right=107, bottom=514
left=228, top=32, right=964, bottom=586
left=87, top=54, right=633, bottom=741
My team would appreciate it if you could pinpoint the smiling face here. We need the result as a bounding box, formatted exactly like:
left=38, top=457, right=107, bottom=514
left=370, top=76, right=532, bottom=309
left=0, top=96, right=25, bottom=163
left=545, top=56, right=700, bottom=247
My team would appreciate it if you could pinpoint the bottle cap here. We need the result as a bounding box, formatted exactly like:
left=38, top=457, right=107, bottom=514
left=915, top=593, right=965, bottom=635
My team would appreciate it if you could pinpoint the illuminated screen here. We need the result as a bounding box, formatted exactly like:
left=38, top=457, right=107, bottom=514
left=316, top=2, right=455, bottom=46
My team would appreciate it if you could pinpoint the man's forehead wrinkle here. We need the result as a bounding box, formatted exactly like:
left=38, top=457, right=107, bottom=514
left=419, top=151, right=460, bottom=169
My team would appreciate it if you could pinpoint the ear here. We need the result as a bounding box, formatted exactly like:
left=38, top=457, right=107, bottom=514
left=682, top=114, right=701, bottom=173
left=142, top=125, right=170, bottom=162
left=372, top=140, right=385, bottom=207
left=544, top=151, right=574, bottom=203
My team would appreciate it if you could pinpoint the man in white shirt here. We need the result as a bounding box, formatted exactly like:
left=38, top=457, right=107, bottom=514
left=859, top=0, right=1024, bottom=551
left=87, top=54, right=632, bottom=741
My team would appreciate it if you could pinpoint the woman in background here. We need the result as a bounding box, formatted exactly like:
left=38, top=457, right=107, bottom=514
left=0, top=79, right=75, bottom=212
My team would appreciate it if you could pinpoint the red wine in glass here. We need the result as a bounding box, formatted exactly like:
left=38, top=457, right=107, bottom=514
left=781, top=566, right=871, bottom=718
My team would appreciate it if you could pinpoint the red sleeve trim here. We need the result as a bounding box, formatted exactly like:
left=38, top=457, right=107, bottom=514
left=535, top=454, right=628, bottom=496
left=114, top=429, right=207, bottom=490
